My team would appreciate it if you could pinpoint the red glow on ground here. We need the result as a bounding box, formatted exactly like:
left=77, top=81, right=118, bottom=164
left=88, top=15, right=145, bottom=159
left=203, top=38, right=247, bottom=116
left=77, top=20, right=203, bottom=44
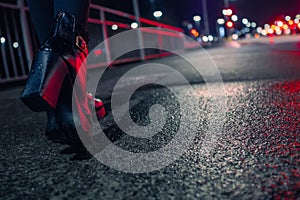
left=258, top=81, right=300, bottom=198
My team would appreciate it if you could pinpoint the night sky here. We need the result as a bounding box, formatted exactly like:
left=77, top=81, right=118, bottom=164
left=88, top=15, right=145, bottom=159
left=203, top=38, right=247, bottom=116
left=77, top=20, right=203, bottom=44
left=93, top=0, right=300, bottom=33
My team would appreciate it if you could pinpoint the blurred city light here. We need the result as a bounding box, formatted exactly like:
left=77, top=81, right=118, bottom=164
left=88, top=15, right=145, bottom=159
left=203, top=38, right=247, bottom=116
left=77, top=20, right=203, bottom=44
left=202, top=36, right=209, bottom=42
left=190, top=28, right=199, bottom=37
left=275, top=26, right=282, bottom=35
left=268, top=28, right=274, bottom=34
left=285, top=16, right=291, bottom=21
left=153, top=10, right=163, bottom=19
left=222, top=8, right=233, bottom=16
left=256, top=27, right=263, bottom=33
left=13, top=42, right=19, bottom=48
left=242, top=18, right=248, bottom=25
left=231, top=15, right=238, bottom=22
left=217, top=18, right=225, bottom=25
left=226, top=21, right=234, bottom=28
left=251, top=22, right=257, bottom=28
left=261, top=30, right=267, bottom=36
left=131, top=22, right=139, bottom=29
left=187, top=23, right=193, bottom=29
left=0, top=37, right=5, bottom=44
left=277, top=21, right=284, bottom=27
left=208, top=35, right=214, bottom=42
left=284, top=29, right=291, bottom=35
left=244, top=27, right=250, bottom=33
left=193, top=15, right=201, bottom=22
left=288, top=20, right=294, bottom=26
left=271, top=25, right=276, bottom=30
left=245, top=33, right=251, bottom=39
left=264, top=24, right=270, bottom=29
left=232, top=33, right=239, bottom=40
left=219, top=26, right=225, bottom=37
left=246, top=22, right=251, bottom=28
left=111, top=24, right=118, bottom=31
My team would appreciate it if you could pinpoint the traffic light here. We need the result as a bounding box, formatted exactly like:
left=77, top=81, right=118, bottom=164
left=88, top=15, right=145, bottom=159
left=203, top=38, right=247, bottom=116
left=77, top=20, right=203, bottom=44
left=225, top=21, right=234, bottom=28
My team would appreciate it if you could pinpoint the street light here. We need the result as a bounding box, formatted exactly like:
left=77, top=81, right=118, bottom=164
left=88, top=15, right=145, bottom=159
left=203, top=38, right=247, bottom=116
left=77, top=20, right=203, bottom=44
left=13, top=42, right=19, bottom=48
left=111, top=24, right=118, bottom=31
left=153, top=10, right=163, bottom=19
left=131, top=22, right=139, bottom=29
left=202, top=36, right=209, bottom=42
left=0, top=37, right=5, bottom=44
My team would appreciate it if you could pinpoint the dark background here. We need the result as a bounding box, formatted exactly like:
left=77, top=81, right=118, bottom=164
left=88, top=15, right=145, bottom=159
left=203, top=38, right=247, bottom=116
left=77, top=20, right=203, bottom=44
left=93, top=0, right=300, bottom=32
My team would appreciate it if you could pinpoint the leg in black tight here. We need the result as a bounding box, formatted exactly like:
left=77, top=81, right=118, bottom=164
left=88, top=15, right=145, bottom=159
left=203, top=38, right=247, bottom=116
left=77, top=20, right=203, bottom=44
left=27, top=0, right=91, bottom=45
left=27, top=0, right=53, bottom=45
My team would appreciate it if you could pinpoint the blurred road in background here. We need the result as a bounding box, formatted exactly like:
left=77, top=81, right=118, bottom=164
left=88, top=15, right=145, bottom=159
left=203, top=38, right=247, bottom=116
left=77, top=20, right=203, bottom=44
left=1, top=35, right=299, bottom=199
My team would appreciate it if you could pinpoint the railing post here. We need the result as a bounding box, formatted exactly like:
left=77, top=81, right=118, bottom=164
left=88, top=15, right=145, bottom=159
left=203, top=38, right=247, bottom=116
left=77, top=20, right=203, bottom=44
left=100, top=10, right=111, bottom=64
left=201, top=0, right=210, bottom=35
left=18, top=0, right=33, bottom=70
left=132, top=0, right=145, bottom=61
left=3, top=9, right=18, bottom=77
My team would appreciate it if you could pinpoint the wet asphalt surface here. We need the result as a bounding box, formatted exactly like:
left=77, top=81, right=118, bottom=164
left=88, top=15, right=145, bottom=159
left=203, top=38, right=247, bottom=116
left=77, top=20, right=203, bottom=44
left=1, top=36, right=300, bottom=199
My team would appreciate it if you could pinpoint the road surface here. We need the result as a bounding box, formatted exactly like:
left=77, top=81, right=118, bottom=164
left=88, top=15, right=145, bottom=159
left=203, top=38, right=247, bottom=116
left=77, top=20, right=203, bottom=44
left=1, top=35, right=300, bottom=199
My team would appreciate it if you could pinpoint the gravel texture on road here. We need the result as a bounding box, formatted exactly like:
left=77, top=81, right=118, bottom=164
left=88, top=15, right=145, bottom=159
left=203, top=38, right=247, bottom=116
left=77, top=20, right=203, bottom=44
left=0, top=79, right=299, bottom=199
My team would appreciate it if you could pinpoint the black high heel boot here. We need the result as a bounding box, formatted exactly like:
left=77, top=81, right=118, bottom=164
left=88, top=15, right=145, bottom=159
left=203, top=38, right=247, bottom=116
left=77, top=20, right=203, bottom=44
left=22, top=12, right=98, bottom=146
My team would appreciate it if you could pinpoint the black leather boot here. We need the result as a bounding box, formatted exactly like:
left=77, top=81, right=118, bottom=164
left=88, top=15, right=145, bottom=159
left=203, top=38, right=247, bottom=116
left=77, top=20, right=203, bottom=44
left=21, top=12, right=81, bottom=111
left=21, top=12, right=104, bottom=147
left=45, top=93, right=106, bottom=144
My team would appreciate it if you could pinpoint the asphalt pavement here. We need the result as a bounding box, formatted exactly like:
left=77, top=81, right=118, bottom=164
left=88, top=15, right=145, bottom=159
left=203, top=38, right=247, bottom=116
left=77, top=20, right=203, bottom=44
left=0, top=35, right=300, bottom=199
